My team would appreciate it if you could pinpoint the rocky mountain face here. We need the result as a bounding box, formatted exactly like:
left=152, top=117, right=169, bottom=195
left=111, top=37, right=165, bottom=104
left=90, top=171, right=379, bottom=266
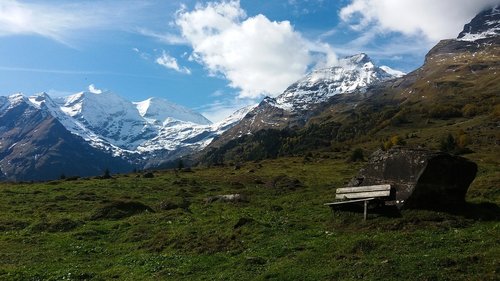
left=458, top=6, right=499, bottom=41
left=200, top=6, right=500, bottom=165
left=0, top=95, right=132, bottom=181
left=207, top=53, right=401, bottom=148
left=0, top=89, right=252, bottom=181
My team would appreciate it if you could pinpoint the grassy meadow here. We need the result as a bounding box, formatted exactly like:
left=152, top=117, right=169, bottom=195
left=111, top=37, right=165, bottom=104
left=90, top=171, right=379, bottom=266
left=0, top=151, right=498, bottom=280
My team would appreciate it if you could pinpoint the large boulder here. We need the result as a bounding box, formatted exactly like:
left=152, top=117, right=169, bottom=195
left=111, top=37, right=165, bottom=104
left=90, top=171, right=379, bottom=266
left=348, top=147, right=477, bottom=210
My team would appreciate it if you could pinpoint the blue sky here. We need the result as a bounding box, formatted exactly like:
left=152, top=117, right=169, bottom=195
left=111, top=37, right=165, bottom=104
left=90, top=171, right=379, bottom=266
left=1, top=0, right=498, bottom=121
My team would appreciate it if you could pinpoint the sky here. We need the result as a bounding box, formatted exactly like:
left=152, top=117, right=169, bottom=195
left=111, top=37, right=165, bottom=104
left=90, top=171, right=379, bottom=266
left=0, top=0, right=499, bottom=122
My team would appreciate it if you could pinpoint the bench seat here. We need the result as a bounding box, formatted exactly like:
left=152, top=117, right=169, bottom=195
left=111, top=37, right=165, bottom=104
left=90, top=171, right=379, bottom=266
left=325, top=184, right=391, bottom=220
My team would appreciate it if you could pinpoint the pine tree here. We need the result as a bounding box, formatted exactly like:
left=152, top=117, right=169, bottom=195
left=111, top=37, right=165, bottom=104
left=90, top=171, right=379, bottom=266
left=103, top=168, right=111, bottom=179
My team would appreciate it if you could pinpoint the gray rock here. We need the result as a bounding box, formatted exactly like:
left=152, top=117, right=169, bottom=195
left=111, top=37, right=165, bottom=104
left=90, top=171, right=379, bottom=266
left=348, top=147, right=477, bottom=210
left=204, top=194, right=248, bottom=204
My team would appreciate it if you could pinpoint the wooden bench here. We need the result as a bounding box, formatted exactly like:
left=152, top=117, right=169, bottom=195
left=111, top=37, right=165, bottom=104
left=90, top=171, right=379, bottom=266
left=324, top=184, right=391, bottom=220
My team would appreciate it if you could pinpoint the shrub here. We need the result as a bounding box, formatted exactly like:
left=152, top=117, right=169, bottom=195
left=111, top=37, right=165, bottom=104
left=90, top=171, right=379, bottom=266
left=462, top=104, right=478, bottom=117
left=440, top=131, right=472, bottom=154
left=440, top=134, right=457, bottom=153
left=492, top=104, right=500, bottom=119
left=428, top=105, right=462, bottom=119
left=102, top=168, right=112, bottom=179
left=383, top=135, right=406, bottom=150
left=349, top=148, right=364, bottom=162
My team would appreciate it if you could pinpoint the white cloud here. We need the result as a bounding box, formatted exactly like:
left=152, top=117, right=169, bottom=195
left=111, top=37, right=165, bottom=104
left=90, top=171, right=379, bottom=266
left=132, top=47, right=152, bottom=60
left=136, top=28, right=188, bottom=45
left=156, top=51, right=191, bottom=74
left=0, top=0, right=145, bottom=44
left=340, top=0, right=500, bottom=41
left=175, top=0, right=337, bottom=99
left=88, top=84, right=103, bottom=94
left=197, top=95, right=256, bottom=123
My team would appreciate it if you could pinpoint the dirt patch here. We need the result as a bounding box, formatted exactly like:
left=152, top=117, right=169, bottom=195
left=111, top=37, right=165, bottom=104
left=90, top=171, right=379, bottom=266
left=233, top=217, right=255, bottom=229
left=0, top=220, right=30, bottom=231
left=90, top=201, right=154, bottom=220
left=266, top=175, right=304, bottom=190
left=157, top=198, right=190, bottom=211
left=30, top=218, right=81, bottom=233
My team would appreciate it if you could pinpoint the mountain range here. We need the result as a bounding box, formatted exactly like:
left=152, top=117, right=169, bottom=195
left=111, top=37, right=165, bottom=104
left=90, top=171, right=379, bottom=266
left=0, top=89, right=254, bottom=180
left=1, top=6, right=498, bottom=181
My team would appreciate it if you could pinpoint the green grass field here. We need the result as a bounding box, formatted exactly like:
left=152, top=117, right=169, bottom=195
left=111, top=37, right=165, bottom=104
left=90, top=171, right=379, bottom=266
left=0, top=153, right=498, bottom=280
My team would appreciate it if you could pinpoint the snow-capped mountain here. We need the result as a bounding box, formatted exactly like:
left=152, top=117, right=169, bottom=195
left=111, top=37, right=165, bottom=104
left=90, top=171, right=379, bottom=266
left=0, top=86, right=252, bottom=180
left=458, top=5, right=499, bottom=41
left=28, top=86, right=245, bottom=159
left=135, top=97, right=211, bottom=126
left=275, top=53, right=400, bottom=111
left=0, top=94, right=133, bottom=181
left=207, top=53, right=402, bottom=147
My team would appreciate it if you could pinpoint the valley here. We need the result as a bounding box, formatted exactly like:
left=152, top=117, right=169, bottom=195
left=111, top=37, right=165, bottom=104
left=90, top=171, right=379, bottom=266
left=0, top=3, right=499, bottom=280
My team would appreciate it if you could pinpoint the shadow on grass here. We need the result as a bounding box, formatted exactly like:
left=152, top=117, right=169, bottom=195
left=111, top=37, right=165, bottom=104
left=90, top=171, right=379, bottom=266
left=448, top=202, right=500, bottom=221
left=327, top=201, right=499, bottom=232
left=330, top=201, right=499, bottom=221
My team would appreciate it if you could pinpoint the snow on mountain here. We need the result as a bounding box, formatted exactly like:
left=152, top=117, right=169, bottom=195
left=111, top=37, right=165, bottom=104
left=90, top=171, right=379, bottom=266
left=54, top=89, right=155, bottom=150
left=137, top=104, right=256, bottom=153
left=211, top=104, right=257, bottom=132
left=275, top=53, right=398, bottom=110
left=134, top=97, right=211, bottom=125
left=380, top=66, right=406, bottom=77
left=458, top=6, right=500, bottom=41
left=3, top=86, right=250, bottom=166
left=4, top=93, right=27, bottom=109
left=28, top=92, right=130, bottom=155
left=204, top=53, right=402, bottom=148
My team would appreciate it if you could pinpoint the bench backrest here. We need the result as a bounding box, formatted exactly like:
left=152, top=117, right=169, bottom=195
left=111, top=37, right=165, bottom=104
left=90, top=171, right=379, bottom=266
left=335, top=184, right=391, bottom=200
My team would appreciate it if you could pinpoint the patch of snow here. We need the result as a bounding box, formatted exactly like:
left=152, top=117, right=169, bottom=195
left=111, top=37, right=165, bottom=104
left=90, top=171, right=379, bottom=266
left=458, top=28, right=500, bottom=41
left=2, top=87, right=252, bottom=162
left=134, top=97, right=211, bottom=125
left=380, top=66, right=406, bottom=77
left=274, top=53, right=397, bottom=111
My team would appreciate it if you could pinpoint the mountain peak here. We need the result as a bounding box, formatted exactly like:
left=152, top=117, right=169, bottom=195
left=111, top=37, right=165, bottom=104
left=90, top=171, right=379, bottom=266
left=274, top=53, right=397, bottom=110
left=7, top=93, right=27, bottom=107
left=343, top=53, right=371, bottom=65
left=457, top=6, right=500, bottom=41
left=134, top=97, right=212, bottom=125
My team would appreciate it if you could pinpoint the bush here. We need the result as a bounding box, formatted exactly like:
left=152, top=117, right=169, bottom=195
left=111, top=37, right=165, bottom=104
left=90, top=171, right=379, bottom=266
left=440, top=134, right=457, bottom=153
left=102, top=168, right=112, bottom=179
left=349, top=148, right=364, bottom=162
left=462, top=104, right=478, bottom=117
left=440, top=131, right=472, bottom=155
left=383, top=135, right=406, bottom=150
left=492, top=104, right=500, bottom=119
left=428, top=105, right=462, bottom=119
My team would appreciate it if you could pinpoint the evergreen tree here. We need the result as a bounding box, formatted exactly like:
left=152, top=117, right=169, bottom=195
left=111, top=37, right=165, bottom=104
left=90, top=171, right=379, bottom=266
left=103, top=168, right=111, bottom=179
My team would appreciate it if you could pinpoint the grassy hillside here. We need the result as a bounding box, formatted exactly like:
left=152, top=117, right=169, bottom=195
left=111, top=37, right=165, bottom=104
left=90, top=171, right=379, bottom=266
left=0, top=155, right=498, bottom=280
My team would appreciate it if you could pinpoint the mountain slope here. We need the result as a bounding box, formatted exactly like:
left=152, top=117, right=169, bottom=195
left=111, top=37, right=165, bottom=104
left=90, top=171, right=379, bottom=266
left=458, top=5, right=499, bottom=41
left=200, top=6, right=500, bottom=165
left=0, top=94, right=132, bottom=181
left=0, top=88, right=253, bottom=180
left=275, top=53, right=395, bottom=110
left=206, top=53, right=401, bottom=148
left=135, top=97, right=211, bottom=126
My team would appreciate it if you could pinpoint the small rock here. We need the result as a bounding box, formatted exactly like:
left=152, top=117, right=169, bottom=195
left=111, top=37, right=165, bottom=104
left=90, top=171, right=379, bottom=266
left=204, top=194, right=248, bottom=204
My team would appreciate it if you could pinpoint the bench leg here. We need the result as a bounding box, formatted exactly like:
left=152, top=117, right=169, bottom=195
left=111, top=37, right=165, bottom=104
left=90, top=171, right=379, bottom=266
left=363, top=200, right=368, bottom=221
